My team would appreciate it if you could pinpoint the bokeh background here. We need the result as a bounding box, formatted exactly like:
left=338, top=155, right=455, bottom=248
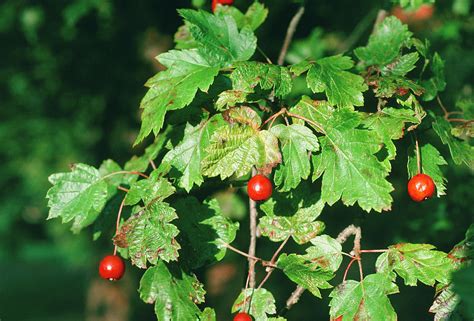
left=0, top=0, right=472, bottom=320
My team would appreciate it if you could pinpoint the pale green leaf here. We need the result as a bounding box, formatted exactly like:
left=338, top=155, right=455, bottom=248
left=47, top=163, right=108, bottom=232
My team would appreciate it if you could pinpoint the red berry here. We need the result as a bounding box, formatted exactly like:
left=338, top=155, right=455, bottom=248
left=247, top=174, right=273, bottom=201
left=397, top=87, right=409, bottom=96
left=407, top=173, right=435, bottom=202
left=413, top=4, right=434, bottom=21
left=212, top=0, right=234, bottom=12
left=234, top=312, right=252, bottom=321
left=332, top=317, right=343, bottom=321
left=99, top=255, right=125, bottom=281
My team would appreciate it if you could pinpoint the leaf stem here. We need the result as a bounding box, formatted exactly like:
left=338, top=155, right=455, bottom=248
left=277, top=6, right=305, bottom=65
left=149, top=160, right=157, bottom=170
left=117, top=186, right=129, bottom=193
left=414, top=134, right=421, bottom=174
left=343, top=257, right=358, bottom=282
left=102, top=170, right=149, bottom=181
left=359, top=249, right=388, bottom=253
left=286, top=111, right=326, bottom=134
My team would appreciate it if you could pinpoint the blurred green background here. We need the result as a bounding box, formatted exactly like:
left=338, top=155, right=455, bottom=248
left=0, top=0, right=472, bottom=320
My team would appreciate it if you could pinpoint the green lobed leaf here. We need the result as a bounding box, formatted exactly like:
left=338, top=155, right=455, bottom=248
left=303, top=55, right=368, bottom=108
left=124, top=171, right=175, bottom=206
left=270, top=124, right=319, bottom=191
left=135, top=49, right=220, bottom=144
left=421, top=53, right=446, bottom=101
left=215, top=2, right=268, bottom=31
left=407, top=143, right=448, bottom=196
left=277, top=235, right=342, bottom=298
left=432, top=115, right=474, bottom=168
left=355, top=16, right=412, bottom=66
left=259, top=181, right=325, bottom=244
left=291, top=98, right=394, bottom=212
left=202, top=120, right=281, bottom=179
left=174, top=197, right=239, bottom=269
left=232, top=288, right=276, bottom=321
left=162, top=114, right=225, bottom=191
left=329, top=273, right=399, bottom=321
left=277, top=253, right=334, bottom=298
left=229, top=61, right=293, bottom=98
left=115, top=202, right=180, bottom=268
left=376, top=243, right=454, bottom=286
left=47, top=163, right=108, bottom=232
left=381, top=52, right=419, bottom=77
left=363, top=107, right=419, bottom=170
left=139, top=261, right=205, bottom=321
left=179, top=9, right=257, bottom=66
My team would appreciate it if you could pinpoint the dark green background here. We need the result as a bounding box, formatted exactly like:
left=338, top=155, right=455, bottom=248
left=0, top=0, right=472, bottom=320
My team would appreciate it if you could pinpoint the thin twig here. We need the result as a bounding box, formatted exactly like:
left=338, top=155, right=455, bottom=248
left=448, top=118, right=473, bottom=123
left=277, top=6, right=305, bottom=65
left=113, top=198, right=127, bottom=256
left=285, top=286, right=306, bottom=311
left=257, top=236, right=291, bottom=289
left=248, top=167, right=258, bottom=288
left=261, top=108, right=287, bottom=128
left=257, top=46, right=273, bottom=64
left=117, top=186, right=129, bottom=193
left=225, top=243, right=262, bottom=262
left=437, top=96, right=450, bottom=119
left=359, top=249, right=388, bottom=253
left=149, top=160, right=157, bottom=170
